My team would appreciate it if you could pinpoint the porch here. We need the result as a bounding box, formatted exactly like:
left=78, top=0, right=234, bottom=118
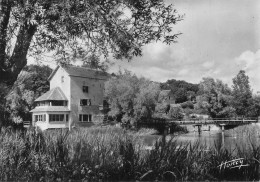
left=32, top=111, right=70, bottom=130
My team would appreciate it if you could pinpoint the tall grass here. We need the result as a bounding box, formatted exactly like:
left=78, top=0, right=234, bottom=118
left=0, top=126, right=260, bottom=181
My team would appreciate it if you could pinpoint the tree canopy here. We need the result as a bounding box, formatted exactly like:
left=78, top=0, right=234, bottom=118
left=232, top=70, right=253, bottom=117
left=105, top=70, right=161, bottom=125
left=4, top=65, right=52, bottom=125
left=0, top=0, right=182, bottom=85
left=195, top=77, right=235, bottom=118
left=160, top=79, right=199, bottom=103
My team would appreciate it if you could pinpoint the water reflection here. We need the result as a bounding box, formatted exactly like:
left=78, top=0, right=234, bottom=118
left=174, top=124, right=260, bottom=152
left=142, top=124, right=260, bottom=152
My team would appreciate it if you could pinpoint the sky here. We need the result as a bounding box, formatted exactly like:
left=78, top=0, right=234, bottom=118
left=108, top=0, right=260, bottom=92
left=28, top=0, right=260, bottom=92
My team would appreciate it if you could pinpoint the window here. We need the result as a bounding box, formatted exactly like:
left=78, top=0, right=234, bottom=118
left=34, top=114, right=46, bottom=122
left=66, top=114, right=69, bottom=122
left=79, top=114, right=92, bottom=122
left=83, top=114, right=88, bottom=121
left=80, top=99, right=91, bottom=106
left=83, top=86, right=88, bottom=93
left=52, top=100, right=66, bottom=106
left=49, top=114, right=65, bottom=122
left=37, top=102, right=49, bottom=106
left=61, top=76, right=64, bottom=83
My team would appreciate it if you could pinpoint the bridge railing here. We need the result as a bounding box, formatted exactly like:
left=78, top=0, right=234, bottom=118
left=210, top=117, right=258, bottom=121
left=172, top=117, right=259, bottom=125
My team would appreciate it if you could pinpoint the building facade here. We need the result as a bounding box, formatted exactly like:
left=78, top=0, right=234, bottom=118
left=30, top=65, right=109, bottom=130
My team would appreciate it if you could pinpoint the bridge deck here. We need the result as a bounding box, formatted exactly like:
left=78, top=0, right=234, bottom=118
left=173, top=119, right=258, bottom=126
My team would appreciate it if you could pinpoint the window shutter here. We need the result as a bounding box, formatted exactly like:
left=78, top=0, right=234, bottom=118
left=79, top=114, right=82, bottom=122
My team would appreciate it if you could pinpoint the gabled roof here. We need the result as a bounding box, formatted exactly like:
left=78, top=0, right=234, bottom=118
left=35, top=87, right=68, bottom=101
left=48, top=65, right=109, bottom=81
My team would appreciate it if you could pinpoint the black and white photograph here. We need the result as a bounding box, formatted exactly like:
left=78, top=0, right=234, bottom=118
left=0, top=0, right=259, bottom=181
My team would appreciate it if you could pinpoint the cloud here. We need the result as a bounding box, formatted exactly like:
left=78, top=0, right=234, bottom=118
left=235, top=50, right=260, bottom=92
left=202, top=61, right=215, bottom=69
left=236, top=50, right=260, bottom=69
left=178, top=68, right=189, bottom=76
left=108, top=0, right=260, bottom=92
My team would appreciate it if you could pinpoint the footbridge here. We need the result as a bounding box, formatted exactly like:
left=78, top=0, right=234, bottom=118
left=172, top=117, right=259, bottom=133
left=137, top=117, right=259, bottom=134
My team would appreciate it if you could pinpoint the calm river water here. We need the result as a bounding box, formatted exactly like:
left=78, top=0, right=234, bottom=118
left=142, top=123, right=260, bottom=151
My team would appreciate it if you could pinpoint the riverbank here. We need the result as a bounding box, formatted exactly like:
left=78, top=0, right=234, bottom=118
left=1, top=126, right=260, bottom=181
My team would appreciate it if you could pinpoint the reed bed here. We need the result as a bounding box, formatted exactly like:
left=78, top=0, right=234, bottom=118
left=0, top=126, right=260, bottom=181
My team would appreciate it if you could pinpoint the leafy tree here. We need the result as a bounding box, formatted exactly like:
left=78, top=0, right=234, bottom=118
left=180, top=101, right=194, bottom=109
left=195, top=77, right=235, bottom=118
left=5, top=65, right=52, bottom=124
left=187, top=90, right=196, bottom=101
left=248, top=95, right=260, bottom=117
left=0, top=0, right=182, bottom=86
left=134, top=81, right=160, bottom=119
left=155, top=103, right=170, bottom=115
left=168, top=104, right=184, bottom=120
left=105, top=70, right=160, bottom=125
left=0, top=83, right=10, bottom=127
left=160, top=79, right=199, bottom=103
left=232, top=70, right=253, bottom=117
left=21, top=65, right=52, bottom=97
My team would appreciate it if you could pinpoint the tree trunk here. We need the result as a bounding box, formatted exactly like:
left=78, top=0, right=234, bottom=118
left=0, top=23, right=37, bottom=86
left=0, top=0, right=11, bottom=71
left=0, top=1, right=37, bottom=86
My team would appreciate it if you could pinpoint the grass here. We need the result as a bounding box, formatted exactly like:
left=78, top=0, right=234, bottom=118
left=0, top=126, right=260, bottom=181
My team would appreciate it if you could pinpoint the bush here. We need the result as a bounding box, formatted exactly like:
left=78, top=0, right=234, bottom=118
left=168, top=104, right=184, bottom=120
left=155, top=103, right=170, bottom=114
left=180, top=101, right=194, bottom=109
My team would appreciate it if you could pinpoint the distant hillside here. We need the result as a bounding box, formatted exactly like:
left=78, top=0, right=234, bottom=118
left=160, top=79, right=199, bottom=103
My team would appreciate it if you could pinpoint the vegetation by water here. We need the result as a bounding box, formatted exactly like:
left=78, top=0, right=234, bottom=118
left=1, top=126, right=260, bottom=181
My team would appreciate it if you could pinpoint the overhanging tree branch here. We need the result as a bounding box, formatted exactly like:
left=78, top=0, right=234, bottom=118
left=0, top=0, right=12, bottom=68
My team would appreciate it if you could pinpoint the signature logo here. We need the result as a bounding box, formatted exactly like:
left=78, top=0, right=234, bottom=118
left=217, top=158, right=249, bottom=170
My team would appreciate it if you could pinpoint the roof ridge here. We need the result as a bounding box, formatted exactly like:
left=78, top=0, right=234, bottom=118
left=56, top=87, right=66, bottom=100
left=35, top=87, right=68, bottom=102
left=47, top=87, right=56, bottom=100
left=48, top=66, right=59, bottom=81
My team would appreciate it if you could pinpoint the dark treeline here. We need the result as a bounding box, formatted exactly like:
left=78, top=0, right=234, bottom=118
left=160, top=70, right=260, bottom=119
left=106, top=70, right=260, bottom=128
left=0, top=66, right=259, bottom=128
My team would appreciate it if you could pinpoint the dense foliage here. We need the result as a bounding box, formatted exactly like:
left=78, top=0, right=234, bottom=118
left=3, top=65, right=52, bottom=125
left=105, top=70, right=161, bottom=125
left=232, top=70, right=253, bottom=117
left=160, top=79, right=199, bottom=103
left=194, top=77, right=235, bottom=118
left=105, top=70, right=260, bottom=123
